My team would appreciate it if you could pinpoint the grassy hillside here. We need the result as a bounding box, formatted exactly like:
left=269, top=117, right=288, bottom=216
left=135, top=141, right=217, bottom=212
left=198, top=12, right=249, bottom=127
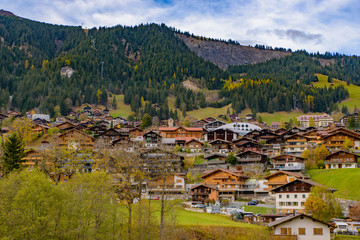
left=110, top=94, right=132, bottom=118
left=313, top=74, right=360, bottom=111
left=307, top=168, right=360, bottom=200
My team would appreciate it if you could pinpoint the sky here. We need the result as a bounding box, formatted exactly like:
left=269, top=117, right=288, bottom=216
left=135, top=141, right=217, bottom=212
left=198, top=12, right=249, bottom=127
left=3, top=0, right=360, bottom=55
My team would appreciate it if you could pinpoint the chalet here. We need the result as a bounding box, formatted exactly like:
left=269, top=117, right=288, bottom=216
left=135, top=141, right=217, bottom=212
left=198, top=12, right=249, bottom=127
left=262, top=144, right=282, bottom=157
left=229, top=113, right=239, bottom=121
left=158, top=126, right=203, bottom=139
left=92, top=108, right=102, bottom=117
left=103, top=108, right=110, bottom=115
left=32, top=114, right=50, bottom=122
left=204, top=128, right=239, bottom=142
left=139, top=148, right=184, bottom=175
left=145, top=173, right=186, bottom=198
left=301, top=129, right=323, bottom=147
left=271, top=179, right=336, bottom=213
left=203, top=120, right=226, bottom=131
left=65, top=117, right=79, bottom=125
left=7, top=111, right=21, bottom=118
left=55, top=121, right=78, bottom=131
left=233, top=140, right=261, bottom=153
left=270, top=155, right=305, bottom=171
left=83, top=106, right=92, bottom=113
left=274, top=128, right=288, bottom=135
left=129, top=127, right=144, bottom=139
left=57, top=129, right=95, bottom=149
left=252, top=131, right=280, bottom=143
left=236, top=151, right=268, bottom=165
left=288, top=127, right=307, bottom=135
left=111, top=137, right=135, bottom=151
left=204, top=117, right=216, bottom=123
left=191, top=119, right=209, bottom=128
left=22, top=149, right=43, bottom=168
left=284, top=133, right=309, bottom=155
left=33, top=118, right=50, bottom=126
left=259, top=213, right=289, bottom=224
left=264, top=171, right=309, bottom=191
left=143, top=125, right=159, bottom=133
left=98, top=128, right=123, bottom=144
left=243, top=129, right=261, bottom=139
left=321, top=128, right=360, bottom=150
left=324, top=150, right=359, bottom=169
left=199, top=168, right=249, bottom=201
left=204, top=153, right=227, bottom=162
left=31, top=123, right=50, bottom=134
left=209, top=139, right=232, bottom=153
left=267, top=213, right=331, bottom=240
left=184, top=138, right=203, bottom=152
left=88, top=125, right=107, bottom=135
left=341, top=112, right=359, bottom=125
left=68, top=111, right=77, bottom=117
left=143, top=131, right=162, bottom=148
left=190, top=184, right=219, bottom=202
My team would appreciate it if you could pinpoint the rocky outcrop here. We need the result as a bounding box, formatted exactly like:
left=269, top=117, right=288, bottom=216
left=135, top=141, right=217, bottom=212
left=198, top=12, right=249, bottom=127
left=176, top=33, right=290, bottom=69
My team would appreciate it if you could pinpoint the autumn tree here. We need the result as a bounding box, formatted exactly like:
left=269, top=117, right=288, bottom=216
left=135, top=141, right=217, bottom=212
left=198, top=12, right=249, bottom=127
left=305, top=186, right=342, bottom=222
left=10, top=117, right=34, bottom=145
left=309, top=117, right=316, bottom=127
left=0, top=133, right=25, bottom=175
left=344, top=138, right=354, bottom=151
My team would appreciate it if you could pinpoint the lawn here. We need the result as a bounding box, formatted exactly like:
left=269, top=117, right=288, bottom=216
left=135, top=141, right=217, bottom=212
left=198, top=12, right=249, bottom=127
left=335, top=236, right=360, bottom=240
left=110, top=94, right=132, bottom=118
left=307, top=168, right=360, bottom=200
left=313, top=74, right=360, bottom=111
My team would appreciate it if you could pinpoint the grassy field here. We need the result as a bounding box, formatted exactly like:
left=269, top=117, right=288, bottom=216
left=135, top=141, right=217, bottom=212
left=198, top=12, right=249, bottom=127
left=313, top=74, right=360, bottom=111
left=110, top=94, right=132, bottom=118
left=307, top=168, right=360, bottom=200
left=243, top=205, right=276, bottom=214
left=335, top=236, right=360, bottom=240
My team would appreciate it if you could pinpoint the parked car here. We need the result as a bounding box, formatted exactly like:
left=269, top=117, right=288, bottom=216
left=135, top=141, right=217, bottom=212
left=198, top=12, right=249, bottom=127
left=194, top=204, right=207, bottom=208
left=247, top=200, right=258, bottom=205
left=151, top=196, right=160, bottom=200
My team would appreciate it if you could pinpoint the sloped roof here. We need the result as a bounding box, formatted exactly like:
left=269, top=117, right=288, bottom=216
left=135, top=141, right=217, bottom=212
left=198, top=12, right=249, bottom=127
left=271, top=178, right=337, bottom=192
left=200, top=168, right=248, bottom=179
left=325, top=150, right=360, bottom=160
left=267, top=213, right=331, bottom=228
left=264, top=170, right=309, bottom=180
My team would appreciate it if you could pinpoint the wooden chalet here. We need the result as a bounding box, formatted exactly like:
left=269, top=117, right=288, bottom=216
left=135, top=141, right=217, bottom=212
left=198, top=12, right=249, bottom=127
left=57, top=129, right=95, bottom=149
left=284, top=133, right=309, bottom=155
left=88, top=124, right=107, bottom=135
left=22, top=149, right=44, bottom=168
left=55, top=121, right=78, bottom=131
left=236, top=151, right=268, bottom=165
left=203, top=120, right=226, bottom=130
left=190, top=184, right=219, bottom=202
left=324, top=150, right=359, bottom=169
left=252, top=131, right=280, bottom=143
left=233, top=140, right=261, bottom=153
left=321, top=128, right=360, bottom=150
left=204, top=128, right=238, bottom=142
left=199, top=168, right=249, bottom=201
left=209, top=139, right=232, bottom=153
left=98, top=128, right=124, bottom=144
left=158, top=126, right=203, bottom=139
left=0, top=113, right=8, bottom=120
left=129, top=127, right=144, bottom=138
left=143, top=131, right=162, bottom=148
left=145, top=173, right=186, bottom=198
left=191, top=119, right=209, bottom=128
left=264, top=171, right=309, bottom=191
left=111, top=137, right=135, bottom=150
left=184, top=138, right=204, bottom=152
left=204, top=117, right=216, bottom=123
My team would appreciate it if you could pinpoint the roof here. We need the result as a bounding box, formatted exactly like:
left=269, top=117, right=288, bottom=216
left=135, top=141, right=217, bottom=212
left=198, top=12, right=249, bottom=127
left=58, top=128, right=95, bottom=140
left=271, top=154, right=305, bottom=161
left=158, top=126, right=203, bottom=132
left=325, top=150, right=360, bottom=160
left=271, top=178, right=337, bottom=192
left=264, top=170, right=309, bottom=180
left=204, top=153, right=227, bottom=159
left=190, top=184, right=218, bottom=190
left=236, top=150, right=268, bottom=158
left=200, top=168, right=248, bottom=179
left=267, top=213, right=331, bottom=228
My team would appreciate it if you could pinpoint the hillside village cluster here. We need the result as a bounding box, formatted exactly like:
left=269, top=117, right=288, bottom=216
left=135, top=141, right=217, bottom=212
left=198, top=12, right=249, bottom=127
left=1, top=107, right=360, bottom=239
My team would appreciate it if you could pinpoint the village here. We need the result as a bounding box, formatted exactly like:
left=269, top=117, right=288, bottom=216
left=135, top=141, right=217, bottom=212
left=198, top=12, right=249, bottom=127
left=1, top=106, right=360, bottom=239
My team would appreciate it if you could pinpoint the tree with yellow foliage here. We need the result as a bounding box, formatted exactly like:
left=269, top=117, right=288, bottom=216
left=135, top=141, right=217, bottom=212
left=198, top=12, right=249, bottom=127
left=309, top=117, right=316, bottom=127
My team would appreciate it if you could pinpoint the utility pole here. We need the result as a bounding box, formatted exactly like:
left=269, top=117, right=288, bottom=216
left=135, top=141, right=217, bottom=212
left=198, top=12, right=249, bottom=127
left=100, top=62, right=104, bottom=79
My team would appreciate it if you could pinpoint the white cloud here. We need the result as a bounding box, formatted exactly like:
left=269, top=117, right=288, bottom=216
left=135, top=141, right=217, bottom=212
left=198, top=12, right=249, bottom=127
left=4, top=0, right=360, bottom=55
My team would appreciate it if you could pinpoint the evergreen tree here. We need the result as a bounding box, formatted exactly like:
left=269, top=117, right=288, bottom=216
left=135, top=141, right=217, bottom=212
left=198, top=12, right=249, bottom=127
left=140, top=113, right=152, bottom=129
left=0, top=133, right=26, bottom=175
left=226, top=153, right=238, bottom=165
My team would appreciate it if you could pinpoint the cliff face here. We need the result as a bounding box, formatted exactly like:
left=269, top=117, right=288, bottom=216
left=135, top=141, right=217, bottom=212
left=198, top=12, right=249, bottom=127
left=176, top=33, right=291, bottom=69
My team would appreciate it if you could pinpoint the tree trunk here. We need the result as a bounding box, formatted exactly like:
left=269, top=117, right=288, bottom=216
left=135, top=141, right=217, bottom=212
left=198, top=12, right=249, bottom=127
left=128, top=201, right=132, bottom=240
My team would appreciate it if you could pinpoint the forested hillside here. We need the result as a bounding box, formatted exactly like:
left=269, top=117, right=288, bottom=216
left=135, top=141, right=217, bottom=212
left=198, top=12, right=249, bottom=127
left=1, top=11, right=360, bottom=120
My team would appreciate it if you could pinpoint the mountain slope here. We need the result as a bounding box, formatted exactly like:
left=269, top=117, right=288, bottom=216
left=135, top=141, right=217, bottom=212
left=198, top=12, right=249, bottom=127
left=176, top=33, right=290, bottom=69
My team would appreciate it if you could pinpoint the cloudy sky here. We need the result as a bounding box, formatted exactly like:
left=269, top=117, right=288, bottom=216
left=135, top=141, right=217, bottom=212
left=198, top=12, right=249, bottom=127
left=4, top=0, right=360, bottom=55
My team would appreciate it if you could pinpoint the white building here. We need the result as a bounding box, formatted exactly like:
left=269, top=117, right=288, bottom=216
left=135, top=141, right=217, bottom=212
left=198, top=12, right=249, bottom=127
left=213, top=122, right=262, bottom=136
left=297, top=114, right=334, bottom=128
left=268, top=213, right=331, bottom=240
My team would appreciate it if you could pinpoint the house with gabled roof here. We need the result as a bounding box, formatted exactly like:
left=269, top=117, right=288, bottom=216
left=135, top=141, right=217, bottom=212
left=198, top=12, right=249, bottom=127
left=264, top=170, right=309, bottom=191
left=199, top=168, right=249, bottom=201
left=209, top=139, right=232, bottom=153
left=158, top=126, right=203, bottom=139
left=57, top=129, right=95, bottom=149
left=271, top=179, right=336, bottom=214
left=267, top=213, right=331, bottom=240
left=324, top=150, right=359, bottom=169
left=284, top=133, right=310, bottom=155
left=236, top=151, right=268, bottom=165
left=321, top=128, right=360, bottom=150
left=270, top=155, right=305, bottom=171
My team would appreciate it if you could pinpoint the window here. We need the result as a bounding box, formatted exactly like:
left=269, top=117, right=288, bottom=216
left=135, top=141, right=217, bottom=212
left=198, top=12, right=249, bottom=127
left=294, top=187, right=297, bottom=191
left=286, top=187, right=289, bottom=191
left=286, top=195, right=290, bottom=198
left=313, top=228, right=323, bottom=235
left=302, top=194, right=306, bottom=198
left=298, top=228, right=306, bottom=235
left=301, top=186, right=305, bottom=191
left=280, top=228, right=291, bottom=235
left=279, top=194, right=282, bottom=199
left=294, top=194, right=297, bottom=198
